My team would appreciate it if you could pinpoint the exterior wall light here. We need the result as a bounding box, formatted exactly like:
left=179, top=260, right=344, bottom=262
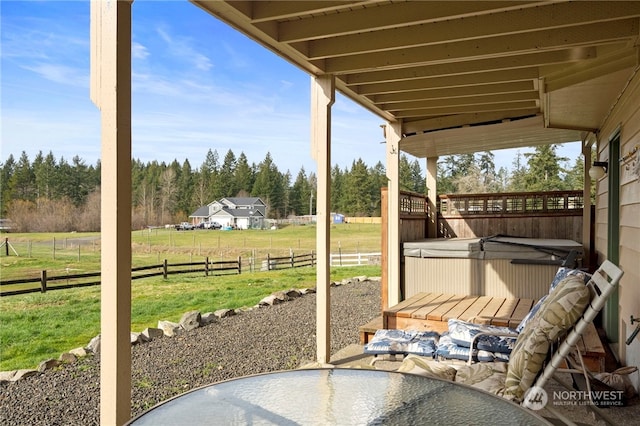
left=588, top=161, right=608, bottom=180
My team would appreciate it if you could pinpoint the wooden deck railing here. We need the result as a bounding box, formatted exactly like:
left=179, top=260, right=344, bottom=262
left=391, top=189, right=584, bottom=241
left=438, top=190, right=584, bottom=217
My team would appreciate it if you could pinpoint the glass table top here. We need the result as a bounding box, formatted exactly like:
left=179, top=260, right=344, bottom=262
left=128, top=368, right=551, bottom=425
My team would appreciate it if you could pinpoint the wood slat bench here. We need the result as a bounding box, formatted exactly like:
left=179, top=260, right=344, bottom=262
left=358, top=292, right=606, bottom=373
left=383, top=292, right=535, bottom=333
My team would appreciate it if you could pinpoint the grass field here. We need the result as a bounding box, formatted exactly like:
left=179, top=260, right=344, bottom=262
left=0, top=223, right=381, bottom=371
left=0, top=222, right=380, bottom=280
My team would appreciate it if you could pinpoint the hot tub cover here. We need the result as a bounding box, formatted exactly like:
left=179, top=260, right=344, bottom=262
left=403, top=236, right=582, bottom=262
left=403, top=237, right=483, bottom=259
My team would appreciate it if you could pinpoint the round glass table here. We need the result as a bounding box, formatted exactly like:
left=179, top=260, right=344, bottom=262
left=127, top=368, right=551, bottom=425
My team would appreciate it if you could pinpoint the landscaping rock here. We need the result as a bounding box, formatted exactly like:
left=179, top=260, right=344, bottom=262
left=141, top=327, right=164, bottom=341
left=200, top=312, right=216, bottom=325
left=86, top=335, right=101, bottom=354
left=179, top=310, right=201, bottom=331
left=69, top=347, right=88, bottom=358
left=259, top=294, right=281, bottom=306
left=214, top=309, right=235, bottom=319
left=11, top=369, right=39, bottom=381
left=158, top=320, right=181, bottom=337
left=37, top=359, right=60, bottom=373
left=285, top=289, right=302, bottom=298
left=0, top=371, right=16, bottom=382
left=59, top=353, right=77, bottom=364
left=131, top=332, right=143, bottom=345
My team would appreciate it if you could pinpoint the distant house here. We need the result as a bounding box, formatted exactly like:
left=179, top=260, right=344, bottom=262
left=190, top=197, right=266, bottom=230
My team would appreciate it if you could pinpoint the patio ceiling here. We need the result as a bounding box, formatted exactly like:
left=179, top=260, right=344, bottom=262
left=192, top=1, right=640, bottom=158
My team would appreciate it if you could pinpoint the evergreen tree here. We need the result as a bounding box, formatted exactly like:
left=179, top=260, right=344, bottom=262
left=10, top=152, right=36, bottom=202
left=215, top=149, right=237, bottom=198
left=341, top=159, right=372, bottom=216
left=369, top=161, right=387, bottom=215
left=252, top=152, right=284, bottom=218
left=330, top=165, right=345, bottom=213
left=523, top=144, right=568, bottom=191
left=234, top=152, right=254, bottom=195
left=508, top=151, right=528, bottom=192
left=0, top=154, right=16, bottom=216
left=289, top=167, right=312, bottom=216
left=176, top=159, right=194, bottom=214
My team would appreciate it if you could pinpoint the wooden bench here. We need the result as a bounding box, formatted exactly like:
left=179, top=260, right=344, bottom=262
left=358, top=292, right=606, bottom=372
left=384, top=292, right=535, bottom=332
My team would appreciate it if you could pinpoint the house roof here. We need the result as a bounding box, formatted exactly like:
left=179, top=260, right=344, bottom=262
left=192, top=1, right=640, bottom=156
left=222, top=197, right=265, bottom=206
left=190, top=205, right=210, bottom=218
left=212, top=208, right=264, bottom=218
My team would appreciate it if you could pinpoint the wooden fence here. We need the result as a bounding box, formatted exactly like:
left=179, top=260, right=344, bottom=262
left=0, top=257, right=242, bottom=297
left=262, top=251, right=316, bottom=270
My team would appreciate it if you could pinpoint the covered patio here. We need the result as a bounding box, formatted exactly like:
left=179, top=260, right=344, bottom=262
left=91, top=1, right=640, bottom=423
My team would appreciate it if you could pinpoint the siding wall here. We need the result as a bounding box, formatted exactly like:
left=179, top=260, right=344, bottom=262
left=594, top=69, right=640, bottom=375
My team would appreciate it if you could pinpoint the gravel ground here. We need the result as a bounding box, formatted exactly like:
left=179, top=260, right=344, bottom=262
left=0, top=279, right=381, bottom=425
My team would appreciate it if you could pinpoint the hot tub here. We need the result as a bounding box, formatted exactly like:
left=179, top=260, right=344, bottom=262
left=403, top=236, right=583, bottom=300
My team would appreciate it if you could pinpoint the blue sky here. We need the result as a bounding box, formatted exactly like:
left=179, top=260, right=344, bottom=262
left=1, top=1, right=581, bottom=175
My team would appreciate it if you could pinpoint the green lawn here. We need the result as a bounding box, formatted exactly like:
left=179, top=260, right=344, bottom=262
left=0, top=224, right=381, bottom=371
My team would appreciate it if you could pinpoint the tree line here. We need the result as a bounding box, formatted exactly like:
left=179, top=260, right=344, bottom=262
left=0, top=144, right=584, bottom=232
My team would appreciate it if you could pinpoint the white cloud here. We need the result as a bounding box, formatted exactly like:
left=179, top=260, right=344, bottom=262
left=132, top=42, right=150, bottom=60
left=156, top=26, right=212, bottom=72
left=22, top=63, right=88, bottom=88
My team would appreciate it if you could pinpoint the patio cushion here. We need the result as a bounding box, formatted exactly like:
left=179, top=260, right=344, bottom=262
left=504, top=275, right=590, bottom=401
left=363, top=329, right=417, bottom=355
left=405, top=331, right=440, bottom=357
left=515, top=295, right=547, bottom=334
left=454, top=362, right=510, bottom=399
left=549, top=267, right=592, bottom=293
left=436, top=334, right=495, bottom=362
left=396, top=354, right=458, bottom=381
left=448, top=319, right=517, bottom=354
left=534, top=275, right=591, bottom=341
left=516, top=267, right=592, bottom=334
left=364, top=329, right=439, bottom=357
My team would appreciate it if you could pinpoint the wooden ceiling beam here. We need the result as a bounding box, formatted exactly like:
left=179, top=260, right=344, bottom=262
left=305, top=2, right=640, bottom=59
left=321, top=19, right=639, bottom=73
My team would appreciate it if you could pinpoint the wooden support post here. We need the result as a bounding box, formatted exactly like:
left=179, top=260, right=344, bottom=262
left=311, top=74, right=335, bottom=364
left=40, top=270, right=47, bottom=293
left=238, top=256, right=242, bottom=274
left=91, top=1, right=133, bottom=423
left=163, top=259, right=168, bottom=279
left=205, top=257, right=209, bottom=276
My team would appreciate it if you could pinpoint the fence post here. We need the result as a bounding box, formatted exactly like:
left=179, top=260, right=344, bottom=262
left=266, top=253, right=271, bottom=271
left=205, top=257, right=209, bottom=276
left=290, top=249, right=294, bottom=268
left=163, top=259, right=168, bottom=279
left=238, top=256, right=242, bottom=274
left=40, top=270, right=47, bottom=293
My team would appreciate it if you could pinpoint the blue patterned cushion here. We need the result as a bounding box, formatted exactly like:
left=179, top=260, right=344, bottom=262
left=364, top=329, right=417, bottom=355
left=364, top=330, right=440, bottom=357
left=549, top=267, right=592, bottom=293
left=515, top=295, right=547, bottom=334
left=448, top=319, right=517, bottom=354
left=405, top=331, right=439, bottom=357
left=436, top=333, right=495, bottom=362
